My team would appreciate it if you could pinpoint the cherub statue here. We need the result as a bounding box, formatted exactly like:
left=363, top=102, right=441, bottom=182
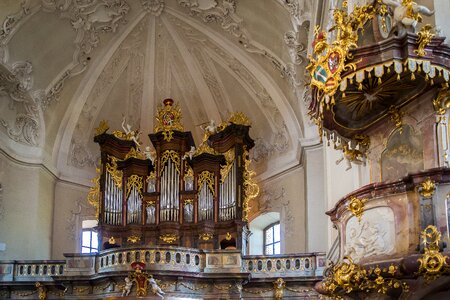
left=382, top=0, right=434, bottom=34
left=182, top=146, right=196, bottom=160
left=335, top=143, right=365, bottom=171
left=149, top=276, right=165, bottom=298
left=203, top=119, right=217, bottom=135
left=121, top=116, right=141, bottom=150
left=144, top=146, right=156, bottom=164
left=122, top=277, right=133, bottom=297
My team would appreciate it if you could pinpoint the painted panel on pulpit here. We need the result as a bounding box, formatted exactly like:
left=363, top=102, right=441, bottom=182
left=344, top=207, right=395, bottom=263
left=381, top=125, right=423, bottom=182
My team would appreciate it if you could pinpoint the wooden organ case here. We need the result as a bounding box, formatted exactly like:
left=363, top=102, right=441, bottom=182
left=90, top=99, right=257, bottom=252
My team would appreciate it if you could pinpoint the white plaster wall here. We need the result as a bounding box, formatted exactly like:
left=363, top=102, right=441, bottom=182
left=52, top=181, right=91, bottom=259
left=304, top=145, right=327, bottom=252
left=256, top=166, right=307, bottom=254
left=435, top=0, right=450, bottom=44
left=324, top=145, right=370, bottom=248
left=0, top=152, right=55, bottom=260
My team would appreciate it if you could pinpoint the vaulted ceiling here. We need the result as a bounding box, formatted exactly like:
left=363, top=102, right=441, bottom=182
left=0, top=0, right=316, bottom=185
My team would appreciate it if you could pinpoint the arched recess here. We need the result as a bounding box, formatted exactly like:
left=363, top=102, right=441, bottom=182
left=248, top=212, right=280, bottom=255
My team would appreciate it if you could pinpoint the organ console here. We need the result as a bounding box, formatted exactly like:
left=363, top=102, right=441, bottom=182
left=88, top=99, right=258, bottom=252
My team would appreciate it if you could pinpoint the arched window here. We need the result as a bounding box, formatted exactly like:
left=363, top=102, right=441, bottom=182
left=264, top=222, right=280, bottom=255
left=81, top=220, right=98, bottom=254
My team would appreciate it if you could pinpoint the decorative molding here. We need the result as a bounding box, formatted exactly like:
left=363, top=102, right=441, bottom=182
left=167, top=14, right=291, bottom=163
left=141, top=0, right=165, bottom=16
left=66, top=198, right=95, bottom=242
left=38, top=0, right=131, bottom=109
left=0, top=65, right=40, bottom=146
left=175, top=1, right=293, bottom=83
left=284, top=31, right=306, bottom=65
left=68, top=17, right=146, bottom=170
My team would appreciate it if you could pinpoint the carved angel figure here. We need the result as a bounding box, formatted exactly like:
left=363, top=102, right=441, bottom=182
left=382, top=0, right=434, bottom=34
left=144, top=146, right=156, bottom=164
left=121, top=116, right=141, bottom=149
left=122, top=277, right=133, bottom=297
left=203, top=119, right=217, bottom=135
left=335, top=143, right=365, bottom=171
left=149, top=277, right=165, bottom=298
left=182, top=146, right=196, bottom=160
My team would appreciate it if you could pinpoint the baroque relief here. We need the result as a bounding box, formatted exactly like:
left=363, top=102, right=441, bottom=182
left=167, top=14, right=290, bottom=162
left=66, top=198, right=96, bottom=242
left=69, top=17, right=147, bottom=169
left=141, top=0, right=165, bottom=16
left=0, top=64, right=40, bottom=146
left=344, top=207, right=395, bottom=263
left=39, top=0, right=130, bottom=109
left=176, top=0, right=293, bottom=83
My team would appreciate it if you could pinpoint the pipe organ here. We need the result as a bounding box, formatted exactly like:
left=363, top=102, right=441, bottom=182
left=90, top=99, right=257, bottom=251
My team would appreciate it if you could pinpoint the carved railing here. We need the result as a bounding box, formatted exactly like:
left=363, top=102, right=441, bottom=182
left=0, top=260, right=65, bottom=282
left=241, top=253, right=326, bottom=278
left=0, top=248, right=325, bottom=282
left=98, top=246, right=204, bottom=273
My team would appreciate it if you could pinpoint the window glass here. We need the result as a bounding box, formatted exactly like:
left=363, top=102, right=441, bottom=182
left=81, top=219, right=98, bottom=254
left=264, top=222, right=281, bottom=255
left=265, top=227, right=273, bottom=244
left=82, top=231, right=91, bottom=247
left=274, top=223, right=280, bottom=242
left=274, top=242, right=281, bottom=255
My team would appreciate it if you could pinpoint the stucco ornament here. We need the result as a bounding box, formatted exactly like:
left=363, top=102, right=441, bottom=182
left=38, top=0, right=130, bottom=109
left=141, top=0, right=165, bottom=16
left=0, top=65, right=40, bottom=146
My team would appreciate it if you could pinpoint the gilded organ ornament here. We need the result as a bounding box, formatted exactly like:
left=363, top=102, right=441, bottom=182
left=159, top=234, right=178, bottom=244
left=154, top=98, right=184, bottom=141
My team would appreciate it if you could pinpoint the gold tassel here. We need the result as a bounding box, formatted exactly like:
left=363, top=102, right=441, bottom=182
left=411, top=72, right=416, bottom=80
left=342, top=92, right=346, bottom=98
left=378, top=77, right=382, bottom=85
left=430, top=79, right=434, bottom=85
left=397, top=74, right=400, bottom=80
left=368, top=71, right=371, bottom=78
left=358, top=83, right=363, bottom=90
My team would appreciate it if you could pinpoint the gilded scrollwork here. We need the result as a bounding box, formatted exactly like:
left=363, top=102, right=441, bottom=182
left=159, top=234, right=178, bottom=244
left=417, top=225, right=450, bottom=281
left=199, top=233, right=213, bottom=241
left=94, top=120, right=110, bottom=136
left=106, top=156, right=123, bottom=188
left=321, top=256, right=407, bottom=297
left=418, top=177, right=436, bottom=198
left=347, top=196, right=367, bottom=221
left=87, top=166, right=101, bottom=219
left=198, top=171, right=215, bottom=196
left=154, top=99, right=184, bottom=140
left=242, top=147, right=259, bottom=222
left=414, top=24, right=435, bottom=57
left=127, top=235, right=141, bottom=244
left=126, top=175, right=143, bottom=199
left=160, top=150, right=181, bottom=175
left=220, top=148, right=235, bottom=182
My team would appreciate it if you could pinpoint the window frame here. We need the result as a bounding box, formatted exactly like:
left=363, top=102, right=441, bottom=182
left=81, top=228, right=98, bottom=254
left=263, top=221, right=281, bottom=255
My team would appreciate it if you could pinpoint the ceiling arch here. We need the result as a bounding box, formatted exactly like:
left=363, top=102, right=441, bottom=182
left=0, top=0, right=317, bottom=185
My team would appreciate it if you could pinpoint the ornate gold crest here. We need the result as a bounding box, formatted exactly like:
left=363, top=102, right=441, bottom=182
left=154, top=98, right=184, bottom=141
